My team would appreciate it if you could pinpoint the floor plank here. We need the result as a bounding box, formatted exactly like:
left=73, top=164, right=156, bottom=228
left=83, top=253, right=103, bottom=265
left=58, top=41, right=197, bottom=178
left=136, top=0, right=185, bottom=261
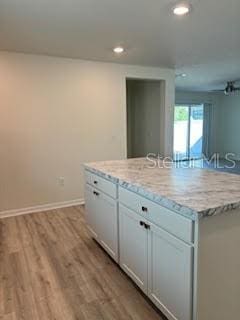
left=0, top=206, right=164, bottom=320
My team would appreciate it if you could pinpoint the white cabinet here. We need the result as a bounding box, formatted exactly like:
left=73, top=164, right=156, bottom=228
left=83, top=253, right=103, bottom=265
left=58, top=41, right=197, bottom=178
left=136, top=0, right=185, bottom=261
left=119, top=203, right=193, bottom=320
left=85, top=184, right=100, bottom=239
left=148, top=223, right=193, bottom=320
left=85, top=170, right=117, bottom=199
left=119, top=187, right=193, bottom=243
left=85, top=170, right=194, bottom=320
left=98, top=191, right=118, bottom=262
left=85, top=183, right=118, bottom=262
left=119, top=204, right=148, bottom=293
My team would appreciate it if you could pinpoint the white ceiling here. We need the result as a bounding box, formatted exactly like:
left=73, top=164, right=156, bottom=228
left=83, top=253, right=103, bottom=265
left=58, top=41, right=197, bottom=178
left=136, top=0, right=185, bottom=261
left=0, top=0, right=239, bottom=91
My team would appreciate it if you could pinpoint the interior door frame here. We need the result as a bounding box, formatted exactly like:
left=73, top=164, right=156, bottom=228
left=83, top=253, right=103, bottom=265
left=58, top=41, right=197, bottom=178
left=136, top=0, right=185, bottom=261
left=125, top=77, right=168, bottom=159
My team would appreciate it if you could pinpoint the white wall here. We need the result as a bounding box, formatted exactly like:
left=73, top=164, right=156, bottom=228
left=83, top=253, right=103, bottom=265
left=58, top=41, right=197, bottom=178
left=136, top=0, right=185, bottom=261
left=127, top=80, right=163, bottom=158
left=0, top=52, right=174, bottom=212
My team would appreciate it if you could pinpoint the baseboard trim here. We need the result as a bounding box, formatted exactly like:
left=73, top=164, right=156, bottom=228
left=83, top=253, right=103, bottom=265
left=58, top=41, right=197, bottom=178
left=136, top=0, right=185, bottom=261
left=0, top=199, right=85, bottom=219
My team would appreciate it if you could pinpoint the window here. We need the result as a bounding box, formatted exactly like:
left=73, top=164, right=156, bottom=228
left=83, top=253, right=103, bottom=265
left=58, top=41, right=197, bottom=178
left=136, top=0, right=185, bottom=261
left=173, top=104, right=204, bottom=160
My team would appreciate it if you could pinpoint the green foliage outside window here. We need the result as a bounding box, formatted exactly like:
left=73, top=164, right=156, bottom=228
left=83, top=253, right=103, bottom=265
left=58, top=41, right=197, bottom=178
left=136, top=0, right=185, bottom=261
left=174, top=106, right=188, bottom=121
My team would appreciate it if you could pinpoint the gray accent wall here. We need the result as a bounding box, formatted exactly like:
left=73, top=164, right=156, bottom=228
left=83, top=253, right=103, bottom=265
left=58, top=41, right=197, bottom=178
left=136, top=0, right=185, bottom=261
left=216, top=94, right=240, bottom=159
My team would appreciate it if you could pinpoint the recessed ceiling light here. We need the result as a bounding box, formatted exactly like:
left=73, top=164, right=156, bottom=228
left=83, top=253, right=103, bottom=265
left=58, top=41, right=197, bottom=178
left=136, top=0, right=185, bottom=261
left=113, top=47, right=125, bottom=54
left=173, top=4, right=190, bottom=15
left=176, top=73, right=187, bottom=78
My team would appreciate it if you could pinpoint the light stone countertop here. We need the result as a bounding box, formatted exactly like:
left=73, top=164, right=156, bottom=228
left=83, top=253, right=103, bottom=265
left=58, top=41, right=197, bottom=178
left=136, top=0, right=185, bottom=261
left=84, top=158, right=240, bottom=220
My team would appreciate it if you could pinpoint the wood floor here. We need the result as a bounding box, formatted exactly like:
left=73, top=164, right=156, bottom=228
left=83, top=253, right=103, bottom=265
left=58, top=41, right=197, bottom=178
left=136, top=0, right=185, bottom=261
left=0, top=206, right=164, bottom=320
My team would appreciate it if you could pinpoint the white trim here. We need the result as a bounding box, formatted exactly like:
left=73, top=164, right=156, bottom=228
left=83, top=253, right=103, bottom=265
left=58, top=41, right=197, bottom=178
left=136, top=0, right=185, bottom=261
left=0, top=198, right=85, bottom=219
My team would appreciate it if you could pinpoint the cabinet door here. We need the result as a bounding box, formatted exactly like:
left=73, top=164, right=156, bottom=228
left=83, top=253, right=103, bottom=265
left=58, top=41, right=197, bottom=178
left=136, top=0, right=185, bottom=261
left=98, top=191, right=118, bottom=263
left=119, top=204, right=148, bottom=293
left=85, top=184, right=101, bottom=239
left=148, top=223, right=193, bottom=320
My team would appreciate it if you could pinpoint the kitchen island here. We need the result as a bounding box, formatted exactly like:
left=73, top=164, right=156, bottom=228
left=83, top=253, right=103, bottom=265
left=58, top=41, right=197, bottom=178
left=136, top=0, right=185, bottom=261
left=84, top=158, right=240, bottom=320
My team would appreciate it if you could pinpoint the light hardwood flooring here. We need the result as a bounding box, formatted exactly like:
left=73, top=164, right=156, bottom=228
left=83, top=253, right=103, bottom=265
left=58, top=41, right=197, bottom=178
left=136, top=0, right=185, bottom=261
left=0, top=205, right=164, bottom=320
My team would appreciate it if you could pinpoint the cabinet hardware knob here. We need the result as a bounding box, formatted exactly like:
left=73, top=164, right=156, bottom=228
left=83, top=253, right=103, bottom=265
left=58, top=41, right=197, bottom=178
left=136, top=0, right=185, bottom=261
left=94, top=180, right=98, bottom=184
left=93, top=191, right=100, bottom=196
left=142, top=206, right=148, bottom=212
left=139, top=221, right=150, bottom=229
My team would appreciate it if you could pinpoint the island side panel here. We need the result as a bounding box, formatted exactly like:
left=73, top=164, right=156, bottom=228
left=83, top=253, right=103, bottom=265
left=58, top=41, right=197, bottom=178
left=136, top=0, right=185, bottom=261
left=196, top=209, right=240, bottom=320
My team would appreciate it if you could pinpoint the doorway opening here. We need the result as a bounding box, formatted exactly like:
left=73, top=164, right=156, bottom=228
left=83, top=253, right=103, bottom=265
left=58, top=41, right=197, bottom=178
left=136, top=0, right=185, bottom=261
left=126, top=79, right=164, bottom=159
left=173, top=104, right=204, bottom=160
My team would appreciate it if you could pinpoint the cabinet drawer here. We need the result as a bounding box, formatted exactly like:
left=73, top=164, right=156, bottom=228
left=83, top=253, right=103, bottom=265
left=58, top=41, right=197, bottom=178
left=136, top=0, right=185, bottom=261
left=119, top=187, right=193, bottom=243
left=85, top=170, right=117, bottom=199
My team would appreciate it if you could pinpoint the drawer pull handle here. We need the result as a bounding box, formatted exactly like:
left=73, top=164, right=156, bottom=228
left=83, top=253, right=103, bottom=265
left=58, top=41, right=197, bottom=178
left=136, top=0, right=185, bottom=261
left=142, top=206, right=148, bottom=212
left=93, top=191, right=100, bottom=196
left=93, top=180, right=98, bottom=185
left=139, top=221, right=151, bottom=230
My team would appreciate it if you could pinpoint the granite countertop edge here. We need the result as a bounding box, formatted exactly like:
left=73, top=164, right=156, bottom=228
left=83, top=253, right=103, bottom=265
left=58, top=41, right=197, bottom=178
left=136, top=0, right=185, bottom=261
left=84, top=163, right=240, bottom=220
left=84, top=164, right=198, bottom=220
